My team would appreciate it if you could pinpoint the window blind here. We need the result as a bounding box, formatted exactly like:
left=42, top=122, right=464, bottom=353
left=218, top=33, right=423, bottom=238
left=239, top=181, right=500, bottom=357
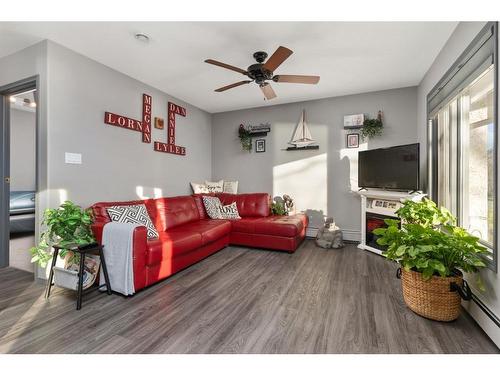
left=428, top=23, right=495, bottom=117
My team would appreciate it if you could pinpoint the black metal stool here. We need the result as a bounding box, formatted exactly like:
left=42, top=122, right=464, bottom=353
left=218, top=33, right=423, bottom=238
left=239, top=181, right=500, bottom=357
left=45, top=243, right=112, bottom=310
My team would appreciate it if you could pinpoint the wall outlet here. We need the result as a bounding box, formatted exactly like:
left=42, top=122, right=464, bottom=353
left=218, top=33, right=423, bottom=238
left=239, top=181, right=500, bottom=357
left=65, top=152, right=82, bottom=164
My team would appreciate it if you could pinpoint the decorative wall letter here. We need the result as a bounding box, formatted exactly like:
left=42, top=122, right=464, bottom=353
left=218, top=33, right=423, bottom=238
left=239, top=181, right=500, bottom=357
left=142, top=94, right=152, bottom=143
left=104, top=96, right=187, bottom=156
left=153, top=101, right=187, bottom=156
left=104, top=94, right=152, bottom=143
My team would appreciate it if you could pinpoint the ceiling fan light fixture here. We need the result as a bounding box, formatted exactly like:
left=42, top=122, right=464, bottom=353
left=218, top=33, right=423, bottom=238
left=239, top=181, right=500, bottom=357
left=205, top=46, right=319, bottom=100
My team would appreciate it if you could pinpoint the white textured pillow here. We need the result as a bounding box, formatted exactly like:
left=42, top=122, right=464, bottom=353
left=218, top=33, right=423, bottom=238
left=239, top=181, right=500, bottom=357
left=205, top=180, right=224, bottom=193
left=202, top=196, right=223, bottom=219
left=190, top=182, right=209, bottom=194
left=219, top=202, right=241, bottom=219
left=223, top=180, right=239, bottom=194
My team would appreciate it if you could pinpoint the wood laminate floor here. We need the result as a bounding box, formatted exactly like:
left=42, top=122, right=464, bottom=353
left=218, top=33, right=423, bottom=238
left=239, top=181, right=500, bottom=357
left=0, top=240, right=498, bottom=354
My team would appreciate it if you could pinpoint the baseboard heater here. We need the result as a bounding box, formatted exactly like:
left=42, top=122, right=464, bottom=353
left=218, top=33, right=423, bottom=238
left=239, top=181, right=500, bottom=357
left=472, top=293, right=500, bottom=329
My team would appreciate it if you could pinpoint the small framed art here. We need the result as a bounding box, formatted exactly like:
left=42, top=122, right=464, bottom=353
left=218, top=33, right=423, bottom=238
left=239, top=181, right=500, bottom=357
left=255, top=139, right=266, bottom=153
left=343, top=113, right=364, bottom=129
left=346, top=133, right=359, bottom=148
left=154, top=117, right=164, bottom=130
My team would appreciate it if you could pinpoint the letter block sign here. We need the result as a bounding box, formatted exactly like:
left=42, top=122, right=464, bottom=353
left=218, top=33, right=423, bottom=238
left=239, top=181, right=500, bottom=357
left=104, top=94, right=152, bottom=144
left=104, top=95, right=187, bottom=156
left=154, top=102, right=187, bottom=156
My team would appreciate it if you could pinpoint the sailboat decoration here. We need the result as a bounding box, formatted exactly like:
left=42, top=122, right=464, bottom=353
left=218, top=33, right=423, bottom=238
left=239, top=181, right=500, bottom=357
left=286, top=109, right=319, bottom=151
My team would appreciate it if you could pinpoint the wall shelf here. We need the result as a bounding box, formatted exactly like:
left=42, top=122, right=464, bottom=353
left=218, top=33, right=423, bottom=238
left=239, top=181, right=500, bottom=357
left=285, top=145, right=320, bottom=151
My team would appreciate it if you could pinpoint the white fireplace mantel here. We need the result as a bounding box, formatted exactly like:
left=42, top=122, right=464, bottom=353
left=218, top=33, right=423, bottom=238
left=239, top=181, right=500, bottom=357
left=357, top=189, right=426, bottom=255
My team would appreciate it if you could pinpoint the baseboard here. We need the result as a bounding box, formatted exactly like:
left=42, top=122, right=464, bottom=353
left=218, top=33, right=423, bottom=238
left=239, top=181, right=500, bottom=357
left=305, top=226, right=361, bottom=242
left=464, top=295, right=500, bottom=348
left=342, top=229, right=361, bottom=242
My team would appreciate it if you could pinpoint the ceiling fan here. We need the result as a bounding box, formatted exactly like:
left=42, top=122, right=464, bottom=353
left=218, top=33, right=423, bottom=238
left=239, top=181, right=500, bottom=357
left=205, top=46, right=320, bottom=100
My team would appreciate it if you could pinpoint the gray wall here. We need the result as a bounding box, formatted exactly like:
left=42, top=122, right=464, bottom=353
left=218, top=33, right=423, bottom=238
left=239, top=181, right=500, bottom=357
left=212, top=86, right=418, bottom=238
left=10, top=109, right=36, bottom=191
left=44, top=41, right=212, bottom=208
left=0, top=41, right=212, bottom=278
left=416, top=21, right=500, bottom=347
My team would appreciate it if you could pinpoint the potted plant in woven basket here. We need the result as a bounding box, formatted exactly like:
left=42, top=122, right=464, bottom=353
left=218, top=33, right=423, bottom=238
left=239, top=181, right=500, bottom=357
left=374, top=198, right=487, bottom=321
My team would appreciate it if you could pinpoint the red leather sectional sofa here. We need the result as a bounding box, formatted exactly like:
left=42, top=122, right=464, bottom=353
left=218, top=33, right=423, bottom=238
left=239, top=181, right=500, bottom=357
left=91, top=193, right=308, bottom=293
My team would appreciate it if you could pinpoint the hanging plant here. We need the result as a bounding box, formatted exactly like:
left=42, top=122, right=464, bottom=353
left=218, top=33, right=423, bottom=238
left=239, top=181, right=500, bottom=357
left=238, top=124, right=252, bottom=152
left=360, top=110, right=383, bottom=140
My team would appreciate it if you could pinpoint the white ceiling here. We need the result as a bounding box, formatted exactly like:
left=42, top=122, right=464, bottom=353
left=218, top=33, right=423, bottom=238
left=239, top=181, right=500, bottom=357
left=0, top=22, right=457, bottom=113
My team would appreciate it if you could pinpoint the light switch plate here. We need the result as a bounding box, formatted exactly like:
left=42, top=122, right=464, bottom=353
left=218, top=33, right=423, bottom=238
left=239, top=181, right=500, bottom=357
left=65, top=152, right=82, bottom=164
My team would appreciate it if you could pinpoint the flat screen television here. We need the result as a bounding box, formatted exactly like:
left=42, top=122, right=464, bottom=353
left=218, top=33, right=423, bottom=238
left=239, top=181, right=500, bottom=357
left=358, top=143, right=419, bottom=191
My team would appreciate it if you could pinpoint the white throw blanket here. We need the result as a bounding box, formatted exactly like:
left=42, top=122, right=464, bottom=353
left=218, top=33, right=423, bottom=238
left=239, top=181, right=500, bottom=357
left=99, top=222, right=139, bottom=296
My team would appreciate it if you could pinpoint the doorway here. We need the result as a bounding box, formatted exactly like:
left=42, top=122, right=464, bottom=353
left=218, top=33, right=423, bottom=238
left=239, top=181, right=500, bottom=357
left=0, top=78, right=38, bottom=274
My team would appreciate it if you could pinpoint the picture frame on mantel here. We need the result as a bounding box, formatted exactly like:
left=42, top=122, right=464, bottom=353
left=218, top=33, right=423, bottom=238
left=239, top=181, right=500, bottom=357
left=343, top=113, right=364, bottom=129
left=346, top=133, right=359, bottom=148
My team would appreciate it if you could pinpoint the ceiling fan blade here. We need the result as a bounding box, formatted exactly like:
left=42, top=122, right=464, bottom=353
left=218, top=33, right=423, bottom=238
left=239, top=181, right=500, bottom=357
left=263, top=46, right=293, bottom=72
left=205, top=59, right=247, bottom=75
left=260, top=83, right=277, bottom=100
left=275, top=75, right=320, bottom=84
left=215, top=80, right=252, bottom=92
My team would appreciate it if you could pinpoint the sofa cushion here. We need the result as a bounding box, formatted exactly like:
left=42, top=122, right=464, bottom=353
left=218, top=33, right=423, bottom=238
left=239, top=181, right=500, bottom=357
left=253, top=215, right=306, bottom=237
left=153, top=196, right=200, bottom=231
left=230, top=217, right=259, bottom=234
left=192, top=194, right=213, bottom=219
left=170, top=219, right=231, bottom=245
left=230, top=214, right=307, bottom=237
left=147, top=231, right=203, bottom=265
left=216, top=193, right=270, bottom=217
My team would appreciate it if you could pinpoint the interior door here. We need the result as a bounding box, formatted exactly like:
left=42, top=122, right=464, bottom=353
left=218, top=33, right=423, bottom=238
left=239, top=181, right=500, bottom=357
left=0, top=78, right=37, bottom=269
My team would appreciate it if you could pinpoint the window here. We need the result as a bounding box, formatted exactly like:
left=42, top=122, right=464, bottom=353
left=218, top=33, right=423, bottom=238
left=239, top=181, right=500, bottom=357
left=428, top=22, right=497, bottom=270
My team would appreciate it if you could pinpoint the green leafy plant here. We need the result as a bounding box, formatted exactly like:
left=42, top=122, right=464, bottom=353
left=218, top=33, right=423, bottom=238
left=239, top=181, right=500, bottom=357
left=30, top=201, right=95, bottom=268
left=360, top=110, right=383, bottom=140
left=238, top=124, right=252, bottom=152
left=271, top=201, right=287, bottom=216
left=373, top=198, right=488, bottom=281
left=271, top=195, right=294, bottom=216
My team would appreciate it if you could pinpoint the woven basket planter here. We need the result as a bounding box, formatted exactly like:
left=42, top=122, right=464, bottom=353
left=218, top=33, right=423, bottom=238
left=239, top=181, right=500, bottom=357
left=399, top=268, right=468, bottom=322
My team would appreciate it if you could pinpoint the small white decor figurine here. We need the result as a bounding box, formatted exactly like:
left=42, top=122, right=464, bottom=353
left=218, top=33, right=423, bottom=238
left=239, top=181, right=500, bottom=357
left=315, top=217, right=344, bottom=249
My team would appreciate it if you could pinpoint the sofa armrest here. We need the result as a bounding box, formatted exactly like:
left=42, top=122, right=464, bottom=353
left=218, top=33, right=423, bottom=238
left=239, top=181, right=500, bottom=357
left=91, top=222, right=148, bottom=292
left=91, top=222, right=106, bottom=243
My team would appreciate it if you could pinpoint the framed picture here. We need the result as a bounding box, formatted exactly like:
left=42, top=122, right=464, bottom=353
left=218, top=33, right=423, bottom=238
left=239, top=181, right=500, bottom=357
left=154, top=117, right=164, bottom=130
left=255, top=139, right=266, bottom=153
left=343, top=113, right=364, bottom=129
left=346, top=133, right=359, bottom=148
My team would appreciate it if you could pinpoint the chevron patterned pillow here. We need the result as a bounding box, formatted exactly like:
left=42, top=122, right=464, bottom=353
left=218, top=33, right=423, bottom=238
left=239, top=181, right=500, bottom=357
left=202, top=196, right=223, bottom=219
left=106, top=204, right=159, bottom=239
